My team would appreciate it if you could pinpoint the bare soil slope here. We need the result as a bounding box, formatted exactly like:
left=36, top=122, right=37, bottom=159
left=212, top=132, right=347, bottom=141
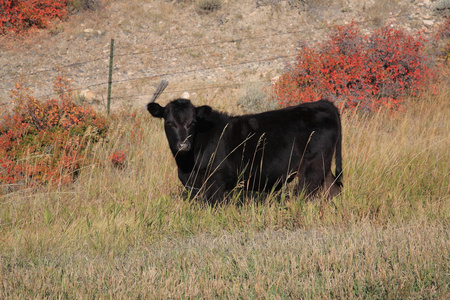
left=0, top=0, right=446, bottom=112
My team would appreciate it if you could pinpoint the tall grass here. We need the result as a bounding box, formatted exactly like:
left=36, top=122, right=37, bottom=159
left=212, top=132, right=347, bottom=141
left=0, top=78, right=449, bottom=298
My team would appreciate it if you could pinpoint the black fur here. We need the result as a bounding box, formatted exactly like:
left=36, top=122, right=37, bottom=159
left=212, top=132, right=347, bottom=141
left=147, top=98, right=343, bottom=203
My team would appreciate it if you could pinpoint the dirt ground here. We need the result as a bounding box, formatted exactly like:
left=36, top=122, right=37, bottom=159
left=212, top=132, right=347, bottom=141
left=0, top=0, right=447, bottom=113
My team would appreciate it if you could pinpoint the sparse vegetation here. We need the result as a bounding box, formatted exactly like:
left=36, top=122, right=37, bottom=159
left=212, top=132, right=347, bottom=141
left=237, top=82, right=279, bottom=113
left=435, top=18, right=450, bottom=61
left=195, top=0, right=222, bottom=13
left=69, top=0, right=102, bottom=12
left=435, top=0, right=450, bottom=12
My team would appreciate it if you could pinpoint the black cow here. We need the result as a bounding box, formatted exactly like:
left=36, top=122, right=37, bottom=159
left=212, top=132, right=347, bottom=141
left=147, top=95, right=342, bottom=204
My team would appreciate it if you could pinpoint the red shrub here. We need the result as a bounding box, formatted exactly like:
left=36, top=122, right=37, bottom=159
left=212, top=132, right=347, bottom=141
left=0, top=0, right=70, bottom=34
left=0, top=75, right=108, bottom=192
left=273, top=22, right=434, bottom=111
left=109, top=150, right=126, bottom=169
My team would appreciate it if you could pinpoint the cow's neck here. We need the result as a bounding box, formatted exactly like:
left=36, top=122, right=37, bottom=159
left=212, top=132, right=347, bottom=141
left=174, top=112, right=230, bottom=174
left=174, top=150, right=195, bottom=174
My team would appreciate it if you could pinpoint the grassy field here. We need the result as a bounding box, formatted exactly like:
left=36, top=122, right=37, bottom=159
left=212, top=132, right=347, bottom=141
left=1, top=76, right=449, bottom=298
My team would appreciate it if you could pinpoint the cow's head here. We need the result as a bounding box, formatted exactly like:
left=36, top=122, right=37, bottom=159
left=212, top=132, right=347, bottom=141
left=148, top=99, right=212, bottom=154
left=147, top=99, right=211, bottom=154
left=146, top=81, right=213, bottom=155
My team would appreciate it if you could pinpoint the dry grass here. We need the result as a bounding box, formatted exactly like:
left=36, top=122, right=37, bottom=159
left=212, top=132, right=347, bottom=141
left=1, top=224, right=448, bottom=298
left=0, top=74, right=449, bottom=297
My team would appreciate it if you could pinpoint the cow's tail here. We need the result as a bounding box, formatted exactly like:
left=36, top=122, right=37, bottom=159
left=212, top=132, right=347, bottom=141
left=334, top=107, right=343, bottom=187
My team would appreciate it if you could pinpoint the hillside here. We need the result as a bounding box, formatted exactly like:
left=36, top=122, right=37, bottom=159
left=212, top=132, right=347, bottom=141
left=0, top=0, right=448, bottom=113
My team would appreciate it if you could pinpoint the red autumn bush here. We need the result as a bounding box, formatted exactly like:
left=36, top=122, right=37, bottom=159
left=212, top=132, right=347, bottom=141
left=273, top=22, right=434, bottom=111
left=0, top=75, right=108, bottom=193
left=109, top=150, right=126, bottom=169
left=0, top=0, right=69, bottom=34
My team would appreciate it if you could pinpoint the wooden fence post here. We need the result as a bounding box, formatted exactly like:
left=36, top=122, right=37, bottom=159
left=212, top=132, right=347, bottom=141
left=107, top=38, right=114, bottom=115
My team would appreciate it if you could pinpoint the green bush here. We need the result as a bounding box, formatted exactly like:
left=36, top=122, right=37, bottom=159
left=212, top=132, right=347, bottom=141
left=237, top=82, right=279, bottom=113
left=196, top=0, right=222, bottom=13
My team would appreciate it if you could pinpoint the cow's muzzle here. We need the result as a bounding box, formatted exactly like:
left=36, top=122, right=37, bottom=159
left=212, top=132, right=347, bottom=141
left=177, top=142, right=191, bottom=152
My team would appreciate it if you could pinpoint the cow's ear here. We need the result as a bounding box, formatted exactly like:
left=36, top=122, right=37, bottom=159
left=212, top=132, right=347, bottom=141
left=196, top=105, right=213, bottom=132
left=196, top=105, right=212, bottom=121
left=147, top=103, right=164, bottom=118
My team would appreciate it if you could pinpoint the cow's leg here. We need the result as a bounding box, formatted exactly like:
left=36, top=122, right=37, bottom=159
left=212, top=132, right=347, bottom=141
left=296, top=152, right=333, bottom=199
left=303, top=167, right=325, bottom=197
left=296, top=166, right=320, bottom=198
left=323, top=172, right=341, bottom=199
left=202, top=180, right=225, bottom=205
left=201, top=171, right=229, bottom=205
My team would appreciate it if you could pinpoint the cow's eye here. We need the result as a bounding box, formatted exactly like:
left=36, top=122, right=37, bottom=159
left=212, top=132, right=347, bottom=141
left=165, top=121, right=175, bottom=127
left=187, top=121, right=196, bottom=128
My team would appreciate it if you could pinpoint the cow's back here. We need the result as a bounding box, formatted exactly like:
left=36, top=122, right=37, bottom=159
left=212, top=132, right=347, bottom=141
left=225, top=100, right=341, bottom=191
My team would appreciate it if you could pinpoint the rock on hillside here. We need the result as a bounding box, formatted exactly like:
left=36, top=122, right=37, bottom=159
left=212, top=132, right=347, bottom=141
left=0, top=0, right=447, bottom=113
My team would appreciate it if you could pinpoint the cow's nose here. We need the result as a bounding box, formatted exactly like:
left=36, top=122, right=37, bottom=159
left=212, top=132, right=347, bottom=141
left=178, top=142, right=190, bottom=151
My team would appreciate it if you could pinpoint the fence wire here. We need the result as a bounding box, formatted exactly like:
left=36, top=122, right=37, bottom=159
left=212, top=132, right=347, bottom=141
left=0, top=11, right=424, bottom=103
